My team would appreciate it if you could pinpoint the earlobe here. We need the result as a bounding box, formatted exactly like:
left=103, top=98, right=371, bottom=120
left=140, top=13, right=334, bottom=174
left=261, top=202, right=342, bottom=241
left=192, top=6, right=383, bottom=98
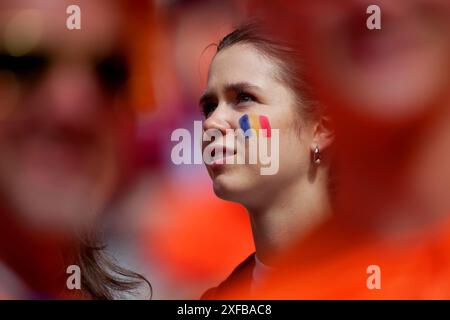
left=313, top=116, right=335, bottom=151
left=309, top=116, right=335, bottom=166
left=312, top=144, right=321, bottom=165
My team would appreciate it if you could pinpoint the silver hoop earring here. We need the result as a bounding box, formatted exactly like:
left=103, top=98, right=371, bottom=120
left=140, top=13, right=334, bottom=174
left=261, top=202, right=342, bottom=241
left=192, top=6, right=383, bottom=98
left=313, top=145, right=321, bottom=165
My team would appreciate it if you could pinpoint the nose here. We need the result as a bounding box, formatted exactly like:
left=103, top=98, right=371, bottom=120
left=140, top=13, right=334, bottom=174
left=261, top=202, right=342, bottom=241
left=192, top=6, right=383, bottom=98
left=202, top=103, right=234, bottom=135
left=37, top=63, right=103, bottom=127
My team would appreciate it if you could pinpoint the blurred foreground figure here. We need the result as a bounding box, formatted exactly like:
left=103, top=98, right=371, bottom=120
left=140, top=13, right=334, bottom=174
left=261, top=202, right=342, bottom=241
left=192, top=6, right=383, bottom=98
left=219, top=0, right=450, bottom=298
left=0, top=0, right=152, bottom=299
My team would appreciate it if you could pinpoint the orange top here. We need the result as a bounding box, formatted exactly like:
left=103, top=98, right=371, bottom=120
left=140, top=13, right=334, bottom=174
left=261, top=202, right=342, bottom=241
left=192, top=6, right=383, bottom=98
left=212, top=216, right=450, bottom=299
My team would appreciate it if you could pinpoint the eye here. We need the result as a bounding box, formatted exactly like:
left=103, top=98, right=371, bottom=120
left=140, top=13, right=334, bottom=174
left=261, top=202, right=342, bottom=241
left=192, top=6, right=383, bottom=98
left=200, top=101, right=218, bottom=118
left=95, top=53, right=129, bottom=92
left=0, top=52, right=50, bottom=82
left=236, top=92, right=256, bottom=104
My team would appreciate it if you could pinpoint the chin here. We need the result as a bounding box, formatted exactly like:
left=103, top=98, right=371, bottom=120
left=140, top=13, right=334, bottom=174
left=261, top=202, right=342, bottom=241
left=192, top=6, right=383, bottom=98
left=211, top=173, right=257, bottom=205
left=212, top=175, right=234, bottom=200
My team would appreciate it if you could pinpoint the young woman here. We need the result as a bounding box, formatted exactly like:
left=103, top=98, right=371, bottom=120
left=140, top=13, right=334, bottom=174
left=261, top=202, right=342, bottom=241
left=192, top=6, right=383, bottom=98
left=199, top=22, right=335, bottom=298
left=255, top=0, right=450, bottom=299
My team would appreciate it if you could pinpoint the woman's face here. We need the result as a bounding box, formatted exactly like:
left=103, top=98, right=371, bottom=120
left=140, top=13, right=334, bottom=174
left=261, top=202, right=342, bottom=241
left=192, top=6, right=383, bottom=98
left=299, top=0, right=450, bottom=122
left=201, top=44, right=315, bottom=208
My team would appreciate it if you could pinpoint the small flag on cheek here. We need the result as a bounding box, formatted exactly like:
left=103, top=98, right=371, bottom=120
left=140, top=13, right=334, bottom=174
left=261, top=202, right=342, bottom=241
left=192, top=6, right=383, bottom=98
left=239, top=114, right=272, bottom=138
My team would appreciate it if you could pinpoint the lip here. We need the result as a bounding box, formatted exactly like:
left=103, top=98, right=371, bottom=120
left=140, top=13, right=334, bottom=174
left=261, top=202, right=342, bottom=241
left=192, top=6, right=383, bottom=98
left=205, top=144, right=236, bottom=167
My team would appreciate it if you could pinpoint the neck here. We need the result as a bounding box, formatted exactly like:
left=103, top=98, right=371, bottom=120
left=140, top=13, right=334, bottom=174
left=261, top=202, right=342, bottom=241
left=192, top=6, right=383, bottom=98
left=246, top=170, right=332, bottom=266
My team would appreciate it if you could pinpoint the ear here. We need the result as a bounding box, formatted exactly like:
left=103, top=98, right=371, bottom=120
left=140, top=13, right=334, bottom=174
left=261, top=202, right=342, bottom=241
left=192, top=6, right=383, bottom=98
left=310, top=115, right=335, bottom=152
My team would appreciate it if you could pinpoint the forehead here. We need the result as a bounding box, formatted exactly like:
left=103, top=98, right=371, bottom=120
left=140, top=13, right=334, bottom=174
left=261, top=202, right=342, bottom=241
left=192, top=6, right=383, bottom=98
left=0, top=0, right=123, bottom=55
left=207, top=43, right=280, bottom=90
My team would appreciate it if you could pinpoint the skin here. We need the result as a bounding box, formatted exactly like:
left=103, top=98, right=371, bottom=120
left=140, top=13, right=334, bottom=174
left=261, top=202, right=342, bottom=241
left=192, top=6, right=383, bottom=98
left=200, top=43, right=333, bottom=264
left=299, top=0, right=450, bottom=122
left=189, top=1, right=450, bottom=299
left=0, top=0, right=133, bottom=296
left=0, top=0, right=130, bottom=233
left=298, top=0, right=450, bottom=232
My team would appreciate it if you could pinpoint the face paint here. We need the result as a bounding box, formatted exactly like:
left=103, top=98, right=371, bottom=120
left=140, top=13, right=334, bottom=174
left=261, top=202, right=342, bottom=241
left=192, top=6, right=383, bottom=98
left=239, top=114, right=252, bottom=137
left=249, top=114, right=261, bottom=131
left=258, top=115, right=271, bottom=138
left=239, top=113, right=272, bottom=138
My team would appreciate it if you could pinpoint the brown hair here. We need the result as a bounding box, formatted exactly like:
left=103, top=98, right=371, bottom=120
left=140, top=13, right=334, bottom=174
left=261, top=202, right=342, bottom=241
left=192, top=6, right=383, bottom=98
left=76, top=240, right=152, bottom=300
left=79, top=0, right=153, bottom=300
left=216, top=21, right=322, bottom=122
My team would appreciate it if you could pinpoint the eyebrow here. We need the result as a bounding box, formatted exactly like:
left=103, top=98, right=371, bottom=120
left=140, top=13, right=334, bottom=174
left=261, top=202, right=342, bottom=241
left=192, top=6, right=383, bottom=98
left=199, top=82, right=262, bottom=106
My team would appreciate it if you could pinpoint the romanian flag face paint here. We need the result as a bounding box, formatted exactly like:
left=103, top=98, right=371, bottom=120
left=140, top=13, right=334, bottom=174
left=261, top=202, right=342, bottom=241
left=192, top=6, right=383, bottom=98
left=239, top=114, right=272, bottom=138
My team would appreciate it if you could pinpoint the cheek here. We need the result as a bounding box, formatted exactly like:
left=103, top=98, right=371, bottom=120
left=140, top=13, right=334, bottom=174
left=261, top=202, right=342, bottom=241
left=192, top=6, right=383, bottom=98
left=238, top=113, right=272, bottom=138
left=100, top=116, right=132, bottom=173
left=269, top=106, right=302, bottom=140
left=278, top=114, right=312, bottom=167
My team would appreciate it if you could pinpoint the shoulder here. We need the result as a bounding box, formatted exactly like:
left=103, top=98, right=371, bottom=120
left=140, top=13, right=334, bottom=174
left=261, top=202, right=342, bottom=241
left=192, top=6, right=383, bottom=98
left=200, top=252, right=256, bottom=300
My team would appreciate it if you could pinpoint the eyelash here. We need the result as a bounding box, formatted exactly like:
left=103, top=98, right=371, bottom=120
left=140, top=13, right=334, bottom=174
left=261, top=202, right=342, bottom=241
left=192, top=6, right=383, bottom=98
left=200, top=91, right=258, bottom=118
left=201, top=101, right=217, bottom=118
left=236, top=91, right=256, bottom=105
